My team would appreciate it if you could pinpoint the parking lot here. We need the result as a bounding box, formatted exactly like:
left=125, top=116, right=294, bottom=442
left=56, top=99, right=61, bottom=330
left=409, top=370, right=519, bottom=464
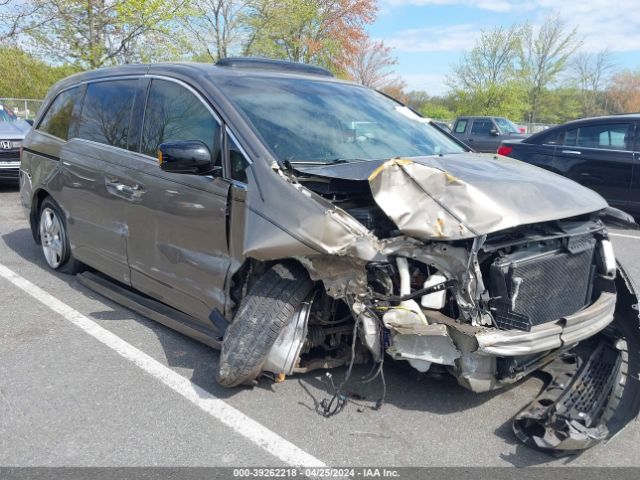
left=1, top=181, right=640, bottom=468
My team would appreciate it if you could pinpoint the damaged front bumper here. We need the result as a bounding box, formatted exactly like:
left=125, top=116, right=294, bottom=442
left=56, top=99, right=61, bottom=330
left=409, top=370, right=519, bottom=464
left=511, top=267, right=640, bottom=453
left=474, top=291, right=616, bottom=356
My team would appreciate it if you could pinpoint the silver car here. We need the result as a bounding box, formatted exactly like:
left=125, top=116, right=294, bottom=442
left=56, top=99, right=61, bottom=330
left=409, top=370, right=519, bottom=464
left=0, top=104, right=30, bottom=182
left=19, top=58, right=640, bottom=454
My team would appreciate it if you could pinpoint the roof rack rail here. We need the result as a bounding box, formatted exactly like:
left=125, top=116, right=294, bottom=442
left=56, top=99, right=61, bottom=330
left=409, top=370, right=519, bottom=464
left=215, top=57, right=334, bottom=78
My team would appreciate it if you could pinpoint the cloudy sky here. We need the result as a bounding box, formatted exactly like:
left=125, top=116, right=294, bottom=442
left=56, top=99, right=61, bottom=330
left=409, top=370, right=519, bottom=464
left=370, top=0, right=640, bottom=95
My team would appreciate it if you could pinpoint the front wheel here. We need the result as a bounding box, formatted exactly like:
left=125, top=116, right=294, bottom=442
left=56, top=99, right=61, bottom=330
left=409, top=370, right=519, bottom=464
left=216, top=263, right=314, bottom=387
left=38, top=198, right=81, bottom=274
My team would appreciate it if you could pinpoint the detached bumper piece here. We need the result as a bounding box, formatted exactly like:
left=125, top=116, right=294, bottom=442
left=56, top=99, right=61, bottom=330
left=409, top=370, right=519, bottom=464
left=513, top=341, right=621, bottom=451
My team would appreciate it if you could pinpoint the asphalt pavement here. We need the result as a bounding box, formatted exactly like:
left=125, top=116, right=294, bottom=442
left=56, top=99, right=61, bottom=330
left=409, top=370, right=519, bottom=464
left=1, top=182, right=640, bottom=468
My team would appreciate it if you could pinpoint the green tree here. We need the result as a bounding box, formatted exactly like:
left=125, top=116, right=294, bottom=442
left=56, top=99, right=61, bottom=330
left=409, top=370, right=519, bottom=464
left=419, top=103, right=454, bottom=121
left=447, top=25, right=528, bottom=118
left=0, top=45, right=78, bottom=99
left=2, top=0, right=190, bottom=68
left=521, top=14, right=581, bottom=123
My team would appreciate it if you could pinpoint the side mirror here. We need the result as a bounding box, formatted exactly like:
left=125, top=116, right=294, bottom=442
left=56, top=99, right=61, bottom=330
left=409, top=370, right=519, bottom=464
left=157, top=140, right=216, bottom=175
left=489, top=128, right=500, bottom=136
left=25, top=119, right=34, bottom=126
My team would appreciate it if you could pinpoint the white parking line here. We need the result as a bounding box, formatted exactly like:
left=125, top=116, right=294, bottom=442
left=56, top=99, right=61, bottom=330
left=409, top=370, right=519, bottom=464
left=610, top=232, right=640, bottom=241
left=0, top=263, right=324, bottom=468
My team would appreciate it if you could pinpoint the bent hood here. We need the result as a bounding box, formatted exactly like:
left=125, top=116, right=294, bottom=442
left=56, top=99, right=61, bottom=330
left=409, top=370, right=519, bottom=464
left=294, top=153, right=608, bottom=240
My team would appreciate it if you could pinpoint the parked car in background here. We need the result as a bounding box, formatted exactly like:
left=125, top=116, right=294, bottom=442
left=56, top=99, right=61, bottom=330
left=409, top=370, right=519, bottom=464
left=498, top=114, right=640, bottom=219
left=0, top=104, right=30, bottom=183
left=451, top=116, right=528, bottom=152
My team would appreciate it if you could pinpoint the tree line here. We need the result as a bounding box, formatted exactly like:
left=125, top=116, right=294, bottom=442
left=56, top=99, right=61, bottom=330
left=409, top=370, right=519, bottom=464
left=409, top=14, right=640, bottom=124
left=0, top=1, right=638, bottom=125
left=0, top=0, right=404, bottom=98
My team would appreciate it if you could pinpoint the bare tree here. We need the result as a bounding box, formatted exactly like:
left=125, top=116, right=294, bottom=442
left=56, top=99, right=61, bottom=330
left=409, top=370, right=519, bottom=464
left=522, top=14, right=581, bottom=123
left=185, top=0, right=250, bottom=61
left=606, top=70, right=640, bottom=114
left=342, top=37, right=399, bottom=89
left=572, top=49, right=615, bottom=116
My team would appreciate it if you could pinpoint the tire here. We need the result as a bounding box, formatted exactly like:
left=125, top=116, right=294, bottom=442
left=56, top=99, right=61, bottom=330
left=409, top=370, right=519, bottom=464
left=216, top=263, right=314, bottom=388
left=38, top=197, right=82, bottom=274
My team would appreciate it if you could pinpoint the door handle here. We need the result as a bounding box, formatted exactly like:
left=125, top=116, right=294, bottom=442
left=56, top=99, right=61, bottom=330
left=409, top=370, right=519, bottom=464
left=562, top=150, right=581, bottom=155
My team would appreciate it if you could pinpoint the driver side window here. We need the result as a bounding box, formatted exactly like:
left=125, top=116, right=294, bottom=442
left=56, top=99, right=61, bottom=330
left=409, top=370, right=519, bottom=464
left=141, top=79, right=221, bottom=167
left=471, top=120, right=494, bottom=135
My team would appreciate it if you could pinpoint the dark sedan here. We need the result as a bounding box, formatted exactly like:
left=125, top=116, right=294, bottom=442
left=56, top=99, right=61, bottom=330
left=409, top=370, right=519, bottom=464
left=498, top=114, right=640, bottom=218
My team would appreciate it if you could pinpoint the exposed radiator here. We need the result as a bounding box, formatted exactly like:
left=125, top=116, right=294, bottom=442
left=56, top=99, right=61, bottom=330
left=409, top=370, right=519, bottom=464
left=489, top=236, right=597, bottom=331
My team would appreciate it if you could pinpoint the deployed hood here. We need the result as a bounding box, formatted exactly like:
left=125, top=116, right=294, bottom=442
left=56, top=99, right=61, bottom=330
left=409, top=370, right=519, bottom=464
left=294, top=153, right=608, bottom=240
left=0, top=119, right=30, bottom=139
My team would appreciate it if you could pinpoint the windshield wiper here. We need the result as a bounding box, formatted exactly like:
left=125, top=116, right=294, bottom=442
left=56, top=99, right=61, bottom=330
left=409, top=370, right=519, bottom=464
left=288, top=158, right=351, bottom=165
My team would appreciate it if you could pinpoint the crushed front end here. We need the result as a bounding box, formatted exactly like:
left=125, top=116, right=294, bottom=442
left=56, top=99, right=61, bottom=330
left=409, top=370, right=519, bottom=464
left=238, top=154, right=640, bottom=454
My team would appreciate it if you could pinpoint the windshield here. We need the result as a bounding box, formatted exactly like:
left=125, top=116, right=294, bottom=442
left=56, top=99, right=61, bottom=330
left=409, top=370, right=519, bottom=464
left=494, top=117, right=520, bottom=134
left=216, top=76, right=466, bottom=163
left=0, top=106, right=18, bottom=123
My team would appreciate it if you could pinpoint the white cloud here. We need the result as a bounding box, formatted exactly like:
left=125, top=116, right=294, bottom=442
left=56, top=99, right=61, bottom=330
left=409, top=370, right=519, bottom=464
left=381, top=0, right=518, bottom=13
left=535, top=0, right=640, bottom=53
left=384, top=24, right=478, bottom=52
left=381, top=0, right=640, bottom=54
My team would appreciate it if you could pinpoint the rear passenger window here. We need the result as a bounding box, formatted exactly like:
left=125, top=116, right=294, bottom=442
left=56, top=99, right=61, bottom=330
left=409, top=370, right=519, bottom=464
left=37, top=86, right=84, bottom=140
left=141, top=79, right=221, bottom=165
left=455, top=120, right=467, bottom=133
left=471, top=120, right=494, bottom=134
left=77, top=80, right=137, bottom=149
left=534, top=129, right=564, bottom=145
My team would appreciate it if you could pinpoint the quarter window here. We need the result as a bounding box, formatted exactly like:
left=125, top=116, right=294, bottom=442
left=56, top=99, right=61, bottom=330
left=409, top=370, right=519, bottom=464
left=37, top=86, right=84, bottom=140
left=535, top=129, right=564, bottom=145
left=455, top=120, right=467, bottom=133
left=77, top=80, right=137, bottom=148
left=141, top=79, right=221, bottom=166
left=228, top=135, right=249, bottom=183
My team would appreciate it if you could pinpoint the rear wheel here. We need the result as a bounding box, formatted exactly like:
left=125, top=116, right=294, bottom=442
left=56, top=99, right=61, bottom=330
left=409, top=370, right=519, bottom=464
left=216, top=263, right=314, bottom=387
left=39, top=198, right=81, bottom=274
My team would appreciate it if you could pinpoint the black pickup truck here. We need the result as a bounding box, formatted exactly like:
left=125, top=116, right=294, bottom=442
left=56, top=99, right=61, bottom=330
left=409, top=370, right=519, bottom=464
left=451, top=116, right=528, bottom=152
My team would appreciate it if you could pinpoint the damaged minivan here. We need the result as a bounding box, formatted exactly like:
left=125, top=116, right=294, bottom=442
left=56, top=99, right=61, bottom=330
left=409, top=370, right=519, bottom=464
left=20, top=58, right=640, bottom=453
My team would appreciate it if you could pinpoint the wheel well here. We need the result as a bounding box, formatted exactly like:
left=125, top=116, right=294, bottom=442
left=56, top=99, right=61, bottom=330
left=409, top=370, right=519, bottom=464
left=226, top=258, right=310, bottom=319
left=30, top=189, right=50, bottom=244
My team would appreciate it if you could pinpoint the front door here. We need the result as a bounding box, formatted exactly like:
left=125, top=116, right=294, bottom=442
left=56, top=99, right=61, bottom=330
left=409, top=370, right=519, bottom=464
left=125, top=78, right=231, bottom=323
left=553, top=121, right=635, bottom=210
